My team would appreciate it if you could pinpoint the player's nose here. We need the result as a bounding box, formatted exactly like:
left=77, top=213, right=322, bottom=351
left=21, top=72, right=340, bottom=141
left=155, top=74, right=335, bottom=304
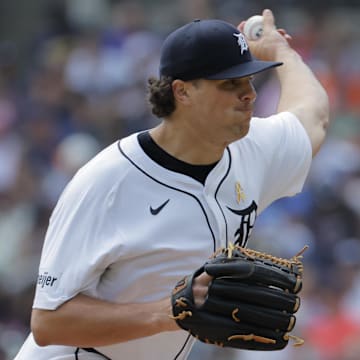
left=238, top=81, right=257, bottom=103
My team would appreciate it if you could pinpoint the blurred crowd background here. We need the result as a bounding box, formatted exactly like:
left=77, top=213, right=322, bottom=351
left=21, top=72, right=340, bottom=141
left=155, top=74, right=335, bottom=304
left=0, top=1, right=360, bottom=359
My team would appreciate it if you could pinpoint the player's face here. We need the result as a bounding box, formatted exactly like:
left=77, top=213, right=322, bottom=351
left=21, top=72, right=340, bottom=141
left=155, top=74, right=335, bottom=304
left=188, top=77, right=257, bottom=146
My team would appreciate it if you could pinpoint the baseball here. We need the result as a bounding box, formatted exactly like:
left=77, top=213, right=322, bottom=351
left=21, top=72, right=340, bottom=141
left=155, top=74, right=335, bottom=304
left=243, top=15, right=264, bottom=41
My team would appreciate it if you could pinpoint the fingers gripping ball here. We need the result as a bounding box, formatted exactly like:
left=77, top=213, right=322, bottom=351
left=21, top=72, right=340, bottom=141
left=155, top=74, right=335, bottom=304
left=171, top=244, right=308, bottom=350
left=243, top=15, right=264, bottom=40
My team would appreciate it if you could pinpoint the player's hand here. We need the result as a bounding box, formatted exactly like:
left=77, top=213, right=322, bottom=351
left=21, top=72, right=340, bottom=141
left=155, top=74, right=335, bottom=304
left=238, top=9, right=292, bottom=62
left=192, top=272, right=212, bottom=307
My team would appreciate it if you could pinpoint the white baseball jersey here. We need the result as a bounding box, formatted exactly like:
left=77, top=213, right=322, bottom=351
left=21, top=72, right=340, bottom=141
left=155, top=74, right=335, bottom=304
left=15, top=111, right=312, bottom=360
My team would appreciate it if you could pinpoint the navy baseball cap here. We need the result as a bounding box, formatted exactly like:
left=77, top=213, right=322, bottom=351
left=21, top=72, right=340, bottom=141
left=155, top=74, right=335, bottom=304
left=159, top=19, right=282, bottom=81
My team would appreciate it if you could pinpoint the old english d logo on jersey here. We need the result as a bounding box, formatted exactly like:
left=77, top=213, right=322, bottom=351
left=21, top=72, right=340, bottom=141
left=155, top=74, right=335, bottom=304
left=227, top=201, right=258, bottom=247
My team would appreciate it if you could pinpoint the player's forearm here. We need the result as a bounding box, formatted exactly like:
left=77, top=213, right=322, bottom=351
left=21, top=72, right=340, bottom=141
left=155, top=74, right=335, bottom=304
left=31, top=294, right=178, bottom=347
left=275, top=46, right=329, bottom=155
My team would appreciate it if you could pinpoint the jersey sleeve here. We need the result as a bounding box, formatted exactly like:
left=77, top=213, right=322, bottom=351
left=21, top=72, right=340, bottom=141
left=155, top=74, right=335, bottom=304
left=250, top=111, right=312, bottom=213
left=33, top=149, right=125, bottom=310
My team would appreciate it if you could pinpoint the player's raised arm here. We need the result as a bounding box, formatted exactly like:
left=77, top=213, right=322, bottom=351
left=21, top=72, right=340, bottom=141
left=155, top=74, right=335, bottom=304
left=239, top=9, right=329, bottom=157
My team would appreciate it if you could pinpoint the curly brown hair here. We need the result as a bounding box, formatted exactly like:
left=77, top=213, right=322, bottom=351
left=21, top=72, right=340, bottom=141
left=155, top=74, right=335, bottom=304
left=147, top=76, right=175, bottom=118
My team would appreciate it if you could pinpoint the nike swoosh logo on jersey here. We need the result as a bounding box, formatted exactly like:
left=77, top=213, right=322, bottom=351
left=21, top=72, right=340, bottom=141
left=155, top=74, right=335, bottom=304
left=150, top=199, right=170, bottom=215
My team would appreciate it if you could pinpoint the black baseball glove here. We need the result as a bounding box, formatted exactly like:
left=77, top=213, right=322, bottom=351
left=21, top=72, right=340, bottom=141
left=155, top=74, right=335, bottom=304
left=171, top=244, right=307, bottom=350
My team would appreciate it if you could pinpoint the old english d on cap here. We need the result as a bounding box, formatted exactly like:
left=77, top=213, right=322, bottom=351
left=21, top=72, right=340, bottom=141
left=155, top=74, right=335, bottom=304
left=159, top=19, right=282, bottom=81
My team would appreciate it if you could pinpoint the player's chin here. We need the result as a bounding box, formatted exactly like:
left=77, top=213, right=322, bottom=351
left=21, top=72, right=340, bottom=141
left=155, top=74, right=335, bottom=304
left=228, top=123, right=250, bottom=142
left=242, top=110, right=254, bottom=122
left=235, top=112, right=252, bottom=128
left=239, top=124, right=251, bottom=138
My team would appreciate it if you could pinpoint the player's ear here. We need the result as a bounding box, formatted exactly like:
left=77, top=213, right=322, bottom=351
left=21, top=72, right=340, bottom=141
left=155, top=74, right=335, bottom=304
left=172, top=79, right=192, bottom=105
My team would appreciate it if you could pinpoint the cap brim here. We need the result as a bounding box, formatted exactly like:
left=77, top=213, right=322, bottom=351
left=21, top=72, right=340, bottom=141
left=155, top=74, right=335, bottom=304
left=205, top=59, right=282, bottom=80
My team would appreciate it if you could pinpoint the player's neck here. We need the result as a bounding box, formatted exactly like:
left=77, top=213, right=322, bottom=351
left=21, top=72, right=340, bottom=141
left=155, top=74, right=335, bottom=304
left=149, top=123, right=225, bottom=165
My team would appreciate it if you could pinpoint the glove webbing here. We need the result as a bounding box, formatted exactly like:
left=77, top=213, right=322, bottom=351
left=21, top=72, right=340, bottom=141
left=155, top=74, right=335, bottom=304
left=214, top=243, right=308, bottom=275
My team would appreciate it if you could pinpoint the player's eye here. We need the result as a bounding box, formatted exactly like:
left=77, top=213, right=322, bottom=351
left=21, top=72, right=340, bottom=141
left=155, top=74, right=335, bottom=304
left=218, top=76, right=254, bottom=91
left=219, top=80, right=238, bottom=90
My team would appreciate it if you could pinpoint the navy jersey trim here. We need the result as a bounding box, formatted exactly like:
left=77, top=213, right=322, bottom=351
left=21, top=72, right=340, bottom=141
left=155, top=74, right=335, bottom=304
left=137, top=131, right=218, bottom=185
left=173, top=334, right=192, bottom=360
left=214, top=147, right=232, bottom=247
left=75, top=347, right=112, bottom=359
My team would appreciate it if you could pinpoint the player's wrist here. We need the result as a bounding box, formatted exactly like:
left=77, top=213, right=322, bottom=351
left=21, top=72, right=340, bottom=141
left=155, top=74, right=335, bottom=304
left=273, top=45, right=301, bottom=63
left=155, top=297, right=180, bottom=332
